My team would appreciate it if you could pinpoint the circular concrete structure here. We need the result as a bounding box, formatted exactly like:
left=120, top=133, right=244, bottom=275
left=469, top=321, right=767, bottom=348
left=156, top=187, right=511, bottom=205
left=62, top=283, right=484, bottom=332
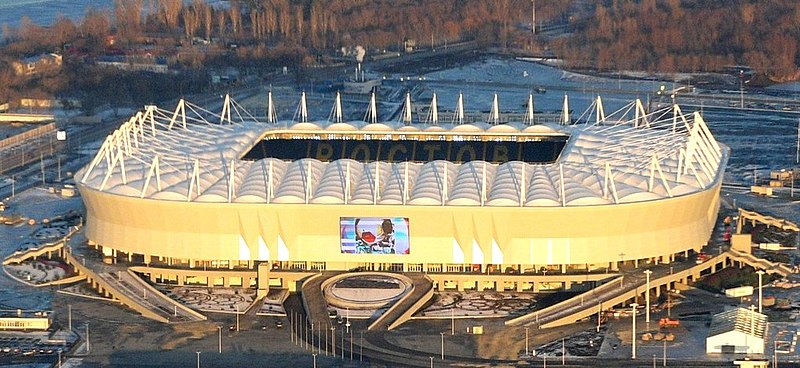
left=322, top=272, right=412, bottom=309
left=76, top=96, right=728, bottom=273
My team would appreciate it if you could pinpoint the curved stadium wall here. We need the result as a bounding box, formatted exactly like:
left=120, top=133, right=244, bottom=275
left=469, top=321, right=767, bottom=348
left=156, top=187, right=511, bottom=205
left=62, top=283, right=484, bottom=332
left=76, top=96, right=728, bottom=272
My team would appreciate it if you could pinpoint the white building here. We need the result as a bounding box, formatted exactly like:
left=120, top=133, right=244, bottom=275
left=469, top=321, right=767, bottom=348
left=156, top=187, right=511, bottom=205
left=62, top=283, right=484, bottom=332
left=706, top=307, right=767, bottom=355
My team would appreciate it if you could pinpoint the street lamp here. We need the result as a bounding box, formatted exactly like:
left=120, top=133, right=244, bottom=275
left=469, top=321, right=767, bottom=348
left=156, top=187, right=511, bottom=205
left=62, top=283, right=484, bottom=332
left=631, top=303, right=639, bottom=359
left=740, top=70, right=745, bottom=109
left=525, top=327, right=529, bottom=356
left=756, top=270, right=765, bottom=313
left=430, top=356, right=434, bottom=368
left=217, top=325, right=222, bottom=353
left=313, top=353, right=317, bottom=368
left=195, top=351, right=201, bottom=368
left=644, top=270, right=653, bottom=324
left=440, top=332, right=445, bottom=360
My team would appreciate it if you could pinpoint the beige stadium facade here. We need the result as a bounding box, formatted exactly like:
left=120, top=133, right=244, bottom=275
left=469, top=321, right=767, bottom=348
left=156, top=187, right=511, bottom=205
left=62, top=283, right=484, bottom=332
left=76, top=95, right=728, bottom=288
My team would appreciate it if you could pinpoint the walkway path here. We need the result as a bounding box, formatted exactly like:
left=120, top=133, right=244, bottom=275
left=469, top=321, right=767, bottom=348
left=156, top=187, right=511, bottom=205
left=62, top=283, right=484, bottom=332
left=507, top=249, right=791, bottom=329
left=63, top=234, right=206, bottom=323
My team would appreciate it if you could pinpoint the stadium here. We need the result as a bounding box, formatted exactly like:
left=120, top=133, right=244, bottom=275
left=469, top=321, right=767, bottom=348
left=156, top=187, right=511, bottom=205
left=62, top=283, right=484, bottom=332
left=75, top=93, right=727, bottom=292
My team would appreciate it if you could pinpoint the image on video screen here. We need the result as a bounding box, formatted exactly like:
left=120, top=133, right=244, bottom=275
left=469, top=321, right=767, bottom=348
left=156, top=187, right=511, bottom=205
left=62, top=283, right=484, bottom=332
left=340, top=217, right=410, bottom=254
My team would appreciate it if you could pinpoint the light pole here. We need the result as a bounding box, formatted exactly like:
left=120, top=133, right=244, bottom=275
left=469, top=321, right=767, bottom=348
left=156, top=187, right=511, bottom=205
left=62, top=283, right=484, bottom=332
left=313, top=353, right=317, bottom=368
left=740, top=70, right=745, bottom=109
left=196, top=351, right=201, bottom=368
left=525, top=327, right=529, bottom=356
left=440, top=331, right=445, bottom=360
left=331, top=326, right=336, bottom=358
left=451, top=308, right=455, bottom=335
left=774, top=339, right=778, bottom=368
left=430, top=356, right=434, bottom=368
left=68, top=304, right=72, bottom=332
left=85, top=323, right=90, bottom=353
left=663, top=339, right=667, bottom=366
left=217, top=325, right=222, bottom=353
left=597, top=302, right=602, bottom=333
left=644, top=270, right=653, bottom=324
left=346, top=308, right=350, bottom=333
left=756, top=270, right=765, bottom=313
left=631, top=303, right=638, bottom=359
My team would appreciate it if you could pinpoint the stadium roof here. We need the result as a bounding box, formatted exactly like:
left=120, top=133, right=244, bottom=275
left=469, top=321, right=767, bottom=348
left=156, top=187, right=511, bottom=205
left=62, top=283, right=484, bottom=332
left=78, top=94, right=726, bottom=207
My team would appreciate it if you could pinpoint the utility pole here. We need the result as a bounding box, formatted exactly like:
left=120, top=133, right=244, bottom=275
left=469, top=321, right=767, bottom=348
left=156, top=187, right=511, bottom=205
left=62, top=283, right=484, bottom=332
left=531, top=0, right=536, bottom=36
left=525, top=327, right=529, bottom=356
left=756, top=270, right=765, bottom=313
left=644, top=270, right=653, bottom=325
left=631, top=303, right=638, bottom=360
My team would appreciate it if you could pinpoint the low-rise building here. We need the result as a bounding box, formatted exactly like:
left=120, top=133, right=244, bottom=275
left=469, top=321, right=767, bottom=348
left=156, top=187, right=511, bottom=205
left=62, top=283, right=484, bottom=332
left=0, top=310, right=51, bottom=331
left=706, top=307, right=766, bottom=355
left=97, top=55, right=168, bottom=73
left=11, top=53, right=62, bottom=76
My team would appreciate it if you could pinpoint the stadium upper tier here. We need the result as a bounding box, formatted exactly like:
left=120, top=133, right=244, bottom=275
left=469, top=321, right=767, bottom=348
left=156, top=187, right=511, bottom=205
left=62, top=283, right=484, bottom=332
left=78, top=95, right=726, bottom=207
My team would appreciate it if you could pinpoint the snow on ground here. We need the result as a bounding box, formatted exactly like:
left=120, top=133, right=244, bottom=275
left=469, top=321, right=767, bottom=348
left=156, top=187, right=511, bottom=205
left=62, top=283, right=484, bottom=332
left=418, top=291, right=537, bottom=318
left=0, top=188, right=83, bottom=310
left=164, top=287, right=256, bottom=314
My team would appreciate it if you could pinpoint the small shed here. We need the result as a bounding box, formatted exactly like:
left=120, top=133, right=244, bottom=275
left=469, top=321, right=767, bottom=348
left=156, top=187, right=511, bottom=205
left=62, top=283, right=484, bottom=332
left=706, top=307, right=766, bottom=355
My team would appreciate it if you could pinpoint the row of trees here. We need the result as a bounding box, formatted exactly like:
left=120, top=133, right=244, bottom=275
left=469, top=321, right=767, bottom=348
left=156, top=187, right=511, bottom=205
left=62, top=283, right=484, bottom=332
left=553, top=0, right=800, bottom=81
left=2, top=0, right=571, bottom=55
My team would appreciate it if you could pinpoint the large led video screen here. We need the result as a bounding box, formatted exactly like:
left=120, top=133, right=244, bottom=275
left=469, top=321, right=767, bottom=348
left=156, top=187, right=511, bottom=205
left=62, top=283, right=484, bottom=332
left=340, top=217, right=410, bottom=254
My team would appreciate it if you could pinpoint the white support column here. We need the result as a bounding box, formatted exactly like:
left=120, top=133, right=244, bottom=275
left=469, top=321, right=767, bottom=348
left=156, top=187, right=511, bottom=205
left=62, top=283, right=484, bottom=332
left=561, top=94, right=570, bottom=125
left=366, top=92, right=378, bottom=124
left=519, top=163, right=526, bottom=206
left=489, top=94, right=500, bottom=125
left=373, top=162, right=380, bottom=204
left=595, top=96, right=605, bottom=123
left=187, top=159, right=201, bottom=201
left=267, top=160, right=273, bottom=203
left=403, top=161, right=408, bottom=205
left=221, top=94, right=232, bottom=124
left=99, top=149, right=122, bottom=191
left=141, top=155, right=161, bottom=198
left=227, top=160, right=236, bottom=202
left=267, top=91, right=276, bottom=123
left=429, top=93, right=439, bottom=125
left=455, top=93, right=465, bottom=125
left=526, top=94, right=535, bottom=125
left=333, top=92, right=343, bottom=123
left=299, top=92, right=308, bottom=123
left=118, top=149, right=127, bottom=185
left=403, top=93, right=413, bottom=125
left=305, top=160, right=312, bottom=204
left=603, top=162, right=619, bottom=203
left=559, top=163, right=566, bottom=207
left=481, top=162, right=487, bottom=206
left=634, top=99, right=648, bottom=128
left=82, top=136, right=112, bottom=182
left=442, top=162, right=448, bottom=205
left=168, top=99, right=186, bottom=130
left=145, top=104, right=157, bottom=136
left=651, top=155, right=673, bottom=197
left=345, top=161, right=351, bottom=205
